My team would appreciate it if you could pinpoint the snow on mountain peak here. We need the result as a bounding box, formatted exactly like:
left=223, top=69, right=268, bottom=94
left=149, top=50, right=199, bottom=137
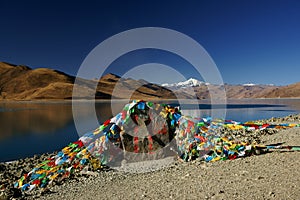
left=162, top=78, right=206, bottom=88
left=242, top=83, right=256, bottom=86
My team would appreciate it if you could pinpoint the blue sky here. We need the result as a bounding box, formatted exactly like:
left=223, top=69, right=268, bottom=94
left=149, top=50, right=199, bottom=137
left=1, top=0, right=300, bottom=85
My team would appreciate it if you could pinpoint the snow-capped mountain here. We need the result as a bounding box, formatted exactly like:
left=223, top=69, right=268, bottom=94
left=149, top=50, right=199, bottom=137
left=162, top=78, right=208, bottom=88
left=242, top=83, right=275, bottom=87
left=242, top=83, right=256, bottom=86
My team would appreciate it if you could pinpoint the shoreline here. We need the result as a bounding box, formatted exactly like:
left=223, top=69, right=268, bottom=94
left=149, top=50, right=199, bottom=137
left=1, top=97, right=300, bottom=102
left=1, top=114, right=300, bottom=199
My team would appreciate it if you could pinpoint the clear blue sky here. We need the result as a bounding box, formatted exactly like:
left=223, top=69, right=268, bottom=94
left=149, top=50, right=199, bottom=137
left=1, top=0, right=300, bottom=85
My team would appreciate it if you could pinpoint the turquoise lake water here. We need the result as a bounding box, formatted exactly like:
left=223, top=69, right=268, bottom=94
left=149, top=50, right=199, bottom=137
left=0, top=99, right=299, bottom=162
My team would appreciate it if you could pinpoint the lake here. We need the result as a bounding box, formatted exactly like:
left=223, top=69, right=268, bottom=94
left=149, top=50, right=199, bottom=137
left=1, top=99, right=300, bottom=162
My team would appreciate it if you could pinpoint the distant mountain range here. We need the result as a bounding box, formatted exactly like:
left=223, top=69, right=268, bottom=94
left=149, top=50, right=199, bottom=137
left=162, top=78, right=208, bottom=88
left=163, top=78, right=274, bottom=89
left=1, top=62, right=300, bottom=100
left=161, top=78, right=300, bottom=99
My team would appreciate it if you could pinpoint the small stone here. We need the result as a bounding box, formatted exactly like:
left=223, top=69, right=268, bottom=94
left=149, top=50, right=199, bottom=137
left=256, top=176, right=264, bottom=180
left=269, top=191, right=275, bottom=196
left=255, top=149, right=261, bottom=155
left=0, top=164, right=6, bottom=172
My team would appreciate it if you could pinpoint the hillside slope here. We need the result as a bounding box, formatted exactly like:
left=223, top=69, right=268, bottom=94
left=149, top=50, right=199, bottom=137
left=0, top=62, right=179, bottom=100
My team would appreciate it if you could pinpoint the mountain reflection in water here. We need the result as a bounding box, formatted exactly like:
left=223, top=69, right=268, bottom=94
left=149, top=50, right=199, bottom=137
left=0, top=99, right=299, bottom=162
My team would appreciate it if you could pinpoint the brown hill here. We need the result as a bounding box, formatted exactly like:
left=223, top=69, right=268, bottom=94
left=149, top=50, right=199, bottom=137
left=224, top=83, right=300, bottom=99
left=164, top=83, right=300, bottom=99
left=95, top=73, right=182, bottom=99
left=169, top=84, right=278, bottom=99
left=224, top=84, right=279, bottom=99
left=0, top=62, right=178, bottom=100
left=0, top=62, right=75, bottom=100
left=258, top=82, right=300, bottom=98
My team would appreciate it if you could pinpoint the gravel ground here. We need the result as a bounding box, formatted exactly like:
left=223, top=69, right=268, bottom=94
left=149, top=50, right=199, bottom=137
left=1, top=114, right=299, bottom=200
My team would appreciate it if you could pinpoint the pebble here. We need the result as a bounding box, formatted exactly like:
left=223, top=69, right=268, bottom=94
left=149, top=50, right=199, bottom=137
left=256, top=176, right=264, bottom=180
